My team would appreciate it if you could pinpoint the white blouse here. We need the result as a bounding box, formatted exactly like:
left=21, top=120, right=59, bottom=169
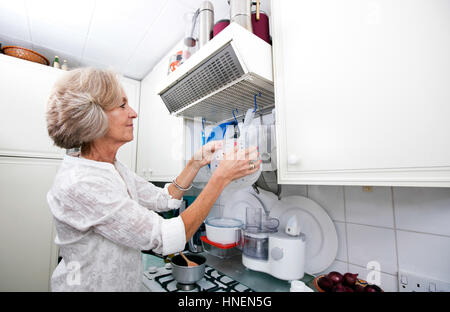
left=47, top=154, right=186, bottom=291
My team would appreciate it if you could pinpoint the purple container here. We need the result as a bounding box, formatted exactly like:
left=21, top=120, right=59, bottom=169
left=251, top=11, right=270, bottom=44
left=213, top=19, right=230, bottom=37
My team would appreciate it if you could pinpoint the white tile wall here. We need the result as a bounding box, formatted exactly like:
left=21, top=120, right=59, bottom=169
left=301, top=184, right=450, bottom=291
left=393, top=187, right=450, bottom=236
left=204, top=184, right=450, bottom=292
left=348, top=264, right=399, bottom=292
left=334, top=221, right=347, bottom=262
left=396, top=230, right=450, bottom=282
left=345, top=186, right=394, bottom=228
left=347, top=223, right=398, bottom=275
left=308, top=185, right=345, bottom=222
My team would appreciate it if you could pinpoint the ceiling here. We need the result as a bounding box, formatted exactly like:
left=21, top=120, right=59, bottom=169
left=0, top=0, right=271, bottom=81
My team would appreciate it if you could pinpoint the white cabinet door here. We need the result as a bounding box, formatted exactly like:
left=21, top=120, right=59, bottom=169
left=272, top=0, right=450, bottom=186
left=0, top=157, right=60, bottom=291
left=136, top=43, right=184, bottom=182
left=116, top=76, right=140, bottom=172
left=0, top=54, right=66, bottom=159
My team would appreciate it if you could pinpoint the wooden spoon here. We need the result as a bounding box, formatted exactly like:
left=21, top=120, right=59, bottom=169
left=180, top=252, right=198, bottom=267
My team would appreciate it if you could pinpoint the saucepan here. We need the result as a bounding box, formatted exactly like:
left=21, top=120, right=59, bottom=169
left=171, top=253, right=206, bottom=285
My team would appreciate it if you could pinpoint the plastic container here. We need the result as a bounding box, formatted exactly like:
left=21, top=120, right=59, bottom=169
left=205, top=217, right=242, bottom=245
left=200, top=236, right=241, bottom=259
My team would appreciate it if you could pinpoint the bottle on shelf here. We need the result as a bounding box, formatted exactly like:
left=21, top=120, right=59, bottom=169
left=61, top=59, right=68, bottom=71
left=53, top=56, right=60, bottom=69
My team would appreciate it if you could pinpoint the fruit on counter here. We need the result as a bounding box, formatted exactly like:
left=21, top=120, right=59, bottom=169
left=317, top=275, right=333, bottom=291
left=344, top=286, right=354, bottom=292
left=364, top=284, right=383, bottom=292
left=331, top=283, right=346, bottom=292
left=327, top=271, right=343, bottom=284
left=317, top=271, right=384, bottom=292
left=343, top=272, right=358, bottom=286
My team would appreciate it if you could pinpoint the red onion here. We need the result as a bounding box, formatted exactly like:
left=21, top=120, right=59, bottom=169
left=355, top=284, right=365, bottom=292
left=364, top=285, right=378, bottom=292
left=371, top=284, right=383, bottom=292
left=344, top=286, right=354, bottom=292
left=318, top=276, right=333, bottom=291
left=331, top=283, right=346, bottom=292
left=343, top=272, right=359, bottom=286
left=327, top=271, right=343, bottom=284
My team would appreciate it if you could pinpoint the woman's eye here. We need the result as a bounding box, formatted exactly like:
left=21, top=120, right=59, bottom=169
left=120, top=103, right=126, bottom=108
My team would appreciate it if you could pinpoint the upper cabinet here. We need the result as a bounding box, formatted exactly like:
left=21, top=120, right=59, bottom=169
left=116, top=77, right=140, bottom=172
left=272, top=0, right=450, bottom=187
left=136, top=41, right=184, bottom=182
left=0, top=54, right=65, bottom=159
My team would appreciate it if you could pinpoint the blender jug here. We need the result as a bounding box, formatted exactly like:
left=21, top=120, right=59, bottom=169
left=241, top=205, right=277, bottom=260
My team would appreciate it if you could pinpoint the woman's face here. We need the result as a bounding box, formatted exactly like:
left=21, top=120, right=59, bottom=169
left=105, top=89, right=137, bottom=144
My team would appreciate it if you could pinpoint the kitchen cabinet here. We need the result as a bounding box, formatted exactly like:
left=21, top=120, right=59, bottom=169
left=116, top=76, right=140, bottom=172
left=272, top=0, right=450, bottom=187
left=0, top=54, right=141, bottom=170
left=136, top=41, right=184, bottom=182
left=0, top=54, right=65, bottom=159
left=0, top=157, right=60, bottom=291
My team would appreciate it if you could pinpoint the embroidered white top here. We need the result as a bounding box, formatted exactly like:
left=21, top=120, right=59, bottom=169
left=47, top=154, right=185, bottom=291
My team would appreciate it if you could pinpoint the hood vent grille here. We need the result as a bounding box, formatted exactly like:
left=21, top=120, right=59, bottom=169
left=157, top=23, right=274, bottom=123
left=160, top=44, right=244, bottom=114
left=176, top=75, right=274, bottom=122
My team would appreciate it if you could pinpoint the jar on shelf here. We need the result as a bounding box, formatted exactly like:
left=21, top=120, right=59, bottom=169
left=53, top=56, right=60, bottom=69
left=61, top=59, right=68, bottom=70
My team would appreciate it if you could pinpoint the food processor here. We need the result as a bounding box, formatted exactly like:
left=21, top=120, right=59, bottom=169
left=241, top=205, right=306, bottom=281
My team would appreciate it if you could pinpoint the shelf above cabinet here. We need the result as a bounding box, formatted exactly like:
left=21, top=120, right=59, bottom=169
left=157, top=23, right=274, bottom=123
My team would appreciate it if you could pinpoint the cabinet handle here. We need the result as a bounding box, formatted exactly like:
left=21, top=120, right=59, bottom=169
left=288, top=154, right=299, bottom=165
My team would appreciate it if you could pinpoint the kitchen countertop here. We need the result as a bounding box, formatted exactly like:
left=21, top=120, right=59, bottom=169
left=142, top=252, right=317, bottom=292
left=203, top=253, right=316, bottom=292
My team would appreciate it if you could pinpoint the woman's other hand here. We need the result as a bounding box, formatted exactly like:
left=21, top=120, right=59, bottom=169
left=191, top=140, right=223, bottom=170
left=213, top=145, right=261, bottom=184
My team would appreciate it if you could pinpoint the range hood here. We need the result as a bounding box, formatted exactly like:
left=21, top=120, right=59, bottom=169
left=157, top=23, right=274, bottom=123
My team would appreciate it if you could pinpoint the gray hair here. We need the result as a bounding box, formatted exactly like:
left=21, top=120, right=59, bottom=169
left=46, top=67, right=122, bottom=149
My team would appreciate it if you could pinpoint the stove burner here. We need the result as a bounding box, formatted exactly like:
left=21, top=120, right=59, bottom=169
left=144, top=265, right=253, bottom=292
left=177, top=283, right=200, bottom=291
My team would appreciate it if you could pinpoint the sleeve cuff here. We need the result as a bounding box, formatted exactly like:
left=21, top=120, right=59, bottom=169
left=163, top=183, right=183, bottom=209
left=160, top=216, right=186, bottom=255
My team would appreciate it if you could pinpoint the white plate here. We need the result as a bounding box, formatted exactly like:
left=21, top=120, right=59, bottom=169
left=270, top=195, right=338, bottom=274
left=222, top=189, right=265, bottom=225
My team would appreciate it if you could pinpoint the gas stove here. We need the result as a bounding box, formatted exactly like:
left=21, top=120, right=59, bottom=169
left=142, top=264, right=254, bottom=292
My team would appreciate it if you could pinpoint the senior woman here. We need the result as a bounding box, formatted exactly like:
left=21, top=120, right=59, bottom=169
left=46, top=67, right=260, bottom=291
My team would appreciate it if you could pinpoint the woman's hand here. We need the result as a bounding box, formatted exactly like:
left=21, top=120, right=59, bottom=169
left=213, top=145, right=261, bottom=184
left=191, top=140, right=224, bottom=170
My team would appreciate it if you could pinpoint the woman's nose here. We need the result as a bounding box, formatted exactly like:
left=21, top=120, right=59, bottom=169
left=129, top=107, right=138, bottom=118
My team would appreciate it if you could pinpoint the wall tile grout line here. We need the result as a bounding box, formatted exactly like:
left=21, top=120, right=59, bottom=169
left=347, top=261, right=398, bottom=277
left=395, top=228, right=450, bottom=239
left=343, top=220, right=450, bottom=239
left=342, top=186, right=350, bottom=271
left=391, top=187, right=401, bottom=282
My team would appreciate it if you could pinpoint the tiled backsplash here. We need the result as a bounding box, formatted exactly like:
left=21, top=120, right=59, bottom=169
left=202, top=185, right=450, bottom=292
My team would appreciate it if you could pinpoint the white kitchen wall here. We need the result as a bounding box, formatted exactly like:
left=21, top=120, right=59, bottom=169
left=210, top=184, right=450, bottom=292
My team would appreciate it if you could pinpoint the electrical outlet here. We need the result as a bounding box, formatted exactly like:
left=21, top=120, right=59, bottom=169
left=398, top=270, right=450, bottom=292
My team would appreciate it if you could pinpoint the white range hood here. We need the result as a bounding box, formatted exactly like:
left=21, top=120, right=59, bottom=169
left=157, top=23, right=274, bottom=123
